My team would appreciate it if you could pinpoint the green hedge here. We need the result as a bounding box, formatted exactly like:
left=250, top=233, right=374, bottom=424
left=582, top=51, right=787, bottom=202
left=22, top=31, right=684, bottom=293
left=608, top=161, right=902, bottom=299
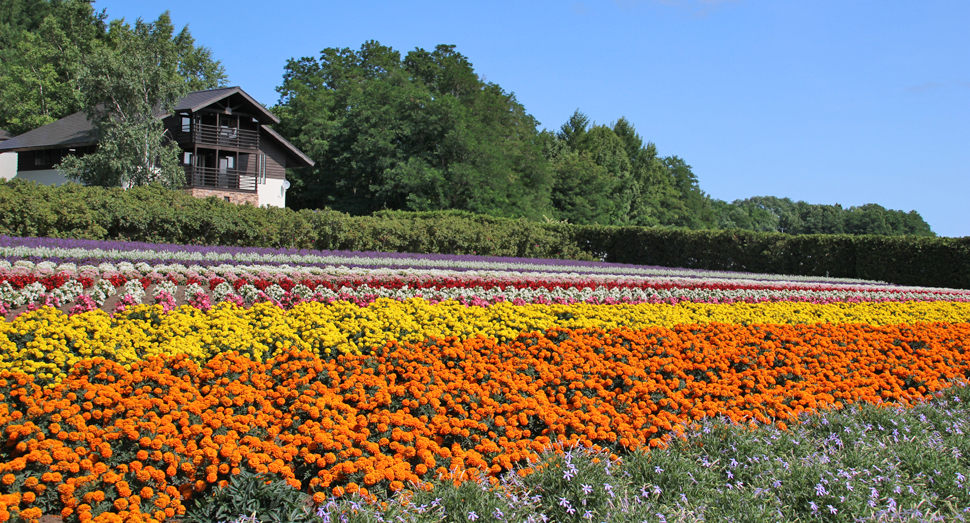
left=1, top=180, right=967, bottom=289
left=562, top=225, right=970, bottom=289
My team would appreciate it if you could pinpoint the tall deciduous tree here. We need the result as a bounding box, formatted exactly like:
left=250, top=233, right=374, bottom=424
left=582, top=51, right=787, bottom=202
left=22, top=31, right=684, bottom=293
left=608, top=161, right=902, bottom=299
left=276, top=41, right=553, bottom=218
left=58, top=12, right=225, bottom=188
left=0, top=0, right=106, bottom=134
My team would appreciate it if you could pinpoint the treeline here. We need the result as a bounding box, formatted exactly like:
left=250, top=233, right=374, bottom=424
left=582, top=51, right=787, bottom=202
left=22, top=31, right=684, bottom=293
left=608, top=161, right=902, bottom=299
left=0, top=3, right=937, bottom=237
left=1, top=182, right=966, bottom=289
left=713, top=197, right=934, bottom=236
left=274, top=41, right=713, bottom=228
left=274, top=41, right=935, bottom=236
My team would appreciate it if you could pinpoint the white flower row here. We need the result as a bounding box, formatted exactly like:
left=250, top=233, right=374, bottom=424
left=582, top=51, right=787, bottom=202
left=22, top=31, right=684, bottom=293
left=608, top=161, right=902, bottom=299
left=0, top=244, right=886, bottom=285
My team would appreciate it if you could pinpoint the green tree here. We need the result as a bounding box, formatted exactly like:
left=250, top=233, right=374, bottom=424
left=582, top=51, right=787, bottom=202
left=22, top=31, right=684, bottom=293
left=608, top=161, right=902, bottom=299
left=557, top=110, right=590, bottom=149
left=57, top=12, right=220, bottom=188
left=276, top=41, right=553, bottom=218
left=712, top=196, right=803, bottom=233
left=844, top=203, right=891, bottom=235
left=796, top=202, right=846, bottom=234
left=898, top=210, right=935, bottom=236
left=0, top=2, right=225, bottom=136
left=663, top=156, right=716, bottom=229
left=577, top=125, right=636, bottom=224
left=843, top=203, right=935, bottom=236
left=611, top=118, right=683, bottom=227
left=0, top=0, right=106, bottom=134
left=549, top=149, right=615, bottom=225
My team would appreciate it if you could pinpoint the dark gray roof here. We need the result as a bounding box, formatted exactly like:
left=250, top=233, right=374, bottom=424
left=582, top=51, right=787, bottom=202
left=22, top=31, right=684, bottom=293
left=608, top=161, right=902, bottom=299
left=261, top=125, right=314, bottom=167
left=171, top=86, right=280, bottom=124
left=0, top=87, right=304, bottom=159
left=0, top=130, right=12, bottom=141
left=0, top=112, right=98, bottom=152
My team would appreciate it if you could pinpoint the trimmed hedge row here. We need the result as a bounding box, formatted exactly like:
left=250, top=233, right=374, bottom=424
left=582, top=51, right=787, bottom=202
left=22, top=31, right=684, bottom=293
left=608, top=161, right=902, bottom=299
left=565, top=226, right=970, bottom=289
left=1, top=180, right=967, bottom=289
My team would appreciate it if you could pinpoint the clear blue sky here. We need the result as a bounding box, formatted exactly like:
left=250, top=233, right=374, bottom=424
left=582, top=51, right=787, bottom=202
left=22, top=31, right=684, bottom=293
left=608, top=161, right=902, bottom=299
left=96, top=0, right=969, bottom=237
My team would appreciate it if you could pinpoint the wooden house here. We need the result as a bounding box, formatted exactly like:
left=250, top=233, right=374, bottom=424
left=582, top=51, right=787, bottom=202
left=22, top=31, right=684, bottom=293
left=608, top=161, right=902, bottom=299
left=0, top=87, right=313, bottom=207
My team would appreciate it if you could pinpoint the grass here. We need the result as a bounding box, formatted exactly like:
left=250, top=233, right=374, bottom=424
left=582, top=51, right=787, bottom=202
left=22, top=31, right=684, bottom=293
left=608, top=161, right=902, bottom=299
left=198, top=382, right=970, bottom=523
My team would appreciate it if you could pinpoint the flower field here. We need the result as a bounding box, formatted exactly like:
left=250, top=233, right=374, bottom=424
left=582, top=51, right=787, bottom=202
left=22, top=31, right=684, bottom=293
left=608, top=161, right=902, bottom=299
left=1, top=235, right=969, bottom=522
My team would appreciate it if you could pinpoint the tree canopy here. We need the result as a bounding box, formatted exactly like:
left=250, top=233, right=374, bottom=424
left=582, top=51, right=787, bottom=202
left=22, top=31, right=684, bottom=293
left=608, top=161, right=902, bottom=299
left=712, top=197, right=935, bottom=236
left=275, top=41, right=553, bottom=219
left=0, top=0, right=106, bottom=135
left=58, top=13, right=208, bottom=188
left=0, top=1, right=225, bottom=136
left=275, top=43, right=934, bottom=235
left=0, top=2, right=227, bottom=189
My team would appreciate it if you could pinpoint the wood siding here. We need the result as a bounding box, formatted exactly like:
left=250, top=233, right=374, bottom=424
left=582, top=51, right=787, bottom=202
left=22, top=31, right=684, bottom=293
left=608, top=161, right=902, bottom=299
left=259, top=140, right=288, bottom=180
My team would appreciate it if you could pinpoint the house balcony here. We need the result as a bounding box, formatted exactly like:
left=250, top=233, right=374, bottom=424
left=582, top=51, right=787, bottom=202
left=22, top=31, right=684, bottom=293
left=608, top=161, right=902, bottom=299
left=176, top=123, right=259, bottom=150
left=184, top=166, right=257, bottom=192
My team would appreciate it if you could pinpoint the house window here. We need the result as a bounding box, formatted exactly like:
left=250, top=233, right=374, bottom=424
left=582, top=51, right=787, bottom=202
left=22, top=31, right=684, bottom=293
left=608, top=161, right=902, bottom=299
left=224, top=196, right=231, bottom=202
left=34, top=149, right=53, bottom=167
left=181, top=115, right=191, bottom=133
left=183, top=152, right=192, bottom=165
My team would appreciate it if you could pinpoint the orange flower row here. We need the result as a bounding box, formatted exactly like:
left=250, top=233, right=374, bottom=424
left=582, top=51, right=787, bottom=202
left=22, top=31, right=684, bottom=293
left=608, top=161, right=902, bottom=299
left=1, top=321, right=969, bottom=522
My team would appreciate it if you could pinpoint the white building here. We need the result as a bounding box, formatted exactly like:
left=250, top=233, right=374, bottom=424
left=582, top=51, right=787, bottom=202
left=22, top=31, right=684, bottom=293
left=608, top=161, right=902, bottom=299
left=0, top=130, right=18, bottom=181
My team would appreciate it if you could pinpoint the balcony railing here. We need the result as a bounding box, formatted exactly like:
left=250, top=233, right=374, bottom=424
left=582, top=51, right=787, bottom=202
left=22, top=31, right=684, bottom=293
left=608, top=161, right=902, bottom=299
left=184, top=166, right=257, bottom=192
left=176, top=123, right=259, bottom=150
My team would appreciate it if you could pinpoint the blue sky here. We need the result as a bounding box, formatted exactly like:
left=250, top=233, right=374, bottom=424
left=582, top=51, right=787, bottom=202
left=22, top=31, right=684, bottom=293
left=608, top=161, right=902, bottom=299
left=96, top=0, right=969, bottom=237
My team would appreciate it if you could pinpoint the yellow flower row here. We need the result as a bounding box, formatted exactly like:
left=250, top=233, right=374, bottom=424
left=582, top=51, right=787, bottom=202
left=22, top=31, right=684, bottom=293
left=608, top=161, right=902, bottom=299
left=2, top=299, right=969, bottom=385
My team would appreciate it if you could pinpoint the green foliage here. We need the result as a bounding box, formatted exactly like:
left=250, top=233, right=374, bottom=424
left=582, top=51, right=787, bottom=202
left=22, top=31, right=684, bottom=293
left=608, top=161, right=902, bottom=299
left=663, top=156, right=717, bottom=229
left=714, top=197, right=936, bottom=237
left=546, top=113, right=711, bottom=229
left=549, top=152, right=615, bottom=225
left=0, top=0, right=106, bottom=135
left=0, top=180, right=966, bottom=289
left=276, top=41, right=554, bottom=219
left=0, top=1, right=225, bottom=138
left=55, top=12, right=218, bottom=189
left=183, top=470, right=316, bottom=523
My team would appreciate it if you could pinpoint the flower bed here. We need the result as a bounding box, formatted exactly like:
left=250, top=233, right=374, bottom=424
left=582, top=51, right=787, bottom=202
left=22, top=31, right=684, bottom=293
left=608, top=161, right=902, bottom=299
left=0, top=235, right=969, bottom=523
left=3, top=257, right=968, bottom=321
left=3, top=323, right=970, bottom=522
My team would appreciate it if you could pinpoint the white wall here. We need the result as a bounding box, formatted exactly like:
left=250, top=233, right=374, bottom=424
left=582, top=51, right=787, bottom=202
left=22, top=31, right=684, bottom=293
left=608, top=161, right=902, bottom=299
left=6, top=168, right=73, bottom=186
left=0, top=152, right=17, bottom=181
left=258, top=178, right=287, bottom=208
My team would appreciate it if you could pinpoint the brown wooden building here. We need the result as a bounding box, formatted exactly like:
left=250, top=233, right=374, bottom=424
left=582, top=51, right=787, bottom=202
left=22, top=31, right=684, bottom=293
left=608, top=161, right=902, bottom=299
left=0, top=87, right=313, bottom=207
